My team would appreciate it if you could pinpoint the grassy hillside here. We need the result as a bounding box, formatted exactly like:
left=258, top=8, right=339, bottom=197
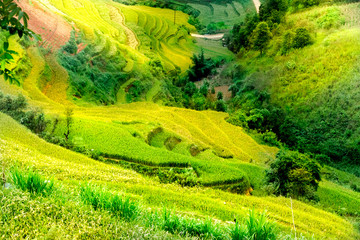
left=1, top=112, right=359, bottom=239
left=230, top=2, right=360, bottom=174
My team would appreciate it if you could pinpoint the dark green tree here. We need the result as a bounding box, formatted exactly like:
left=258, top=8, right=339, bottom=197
left=226, top=13, right=259, bottom=53
left=292, top=28, right=312, bottom=49
left=215, top=100, right=227, bottom=112
left=266, top=150, right=321, bottom=200
left=259, top=0, right=287, bottom=25
left=183, top=81, right=197, bottom=97
left=252, top=22, right=272, bottom=55
left=280, top=31, right=294, bottom=55
left=188, top=49, right=215, bottom=82
left=217, top=91, right=223, bottom=100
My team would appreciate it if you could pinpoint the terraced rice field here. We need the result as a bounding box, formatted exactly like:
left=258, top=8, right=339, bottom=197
left=0, top=112, right=359, bottom=239
left=36, top=0, right=196, bottom=72
left=188, top=0, right=255, bottom=26
left=0, top=43, right=275, bottom=187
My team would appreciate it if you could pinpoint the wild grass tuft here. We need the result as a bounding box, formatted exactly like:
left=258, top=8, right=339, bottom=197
left=10, top=167, right=54, bottom=196
left=231, top=210, right=278, bottom=240
left=159, top=208, right=225, bottom=238
left=79, top=183, right=140, bottom=221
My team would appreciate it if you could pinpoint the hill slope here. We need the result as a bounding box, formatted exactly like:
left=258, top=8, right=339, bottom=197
left=1, top=112, right=358, bottom=239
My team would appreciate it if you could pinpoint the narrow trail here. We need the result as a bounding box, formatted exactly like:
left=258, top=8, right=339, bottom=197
left=108, top=4, right=139, bottom=50
left=191, top=33, right=224, bottom=40
left=252, top=0, right=261, bottom=13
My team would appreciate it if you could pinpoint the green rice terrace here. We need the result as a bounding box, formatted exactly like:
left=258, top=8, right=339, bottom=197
left=0, top=0, right=359, bottom=239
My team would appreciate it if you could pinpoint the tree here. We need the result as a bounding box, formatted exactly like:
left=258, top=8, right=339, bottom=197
left=292, top=28, right=312, bottom=49
left=215, top=100, right=227, bottom=112
left=0, top=0, right=35, bottom=85
left=217, top=91, right=223, bottom=100
left=199, top=81, right=209, bottom=96
left=280, top=31, right=294, bottom=55
left=183, top=81, right=197, bottom=97
left=64, top=108, right=74, bottom=142
left=227, top=13, right=259, bottom=53
left=188, top=49, right=215, bottom=82
left=265, top=150, right=321, bottom=200
left=259, top=0, right=287, bottom=25
left=252, top=22, right=271, bottom=55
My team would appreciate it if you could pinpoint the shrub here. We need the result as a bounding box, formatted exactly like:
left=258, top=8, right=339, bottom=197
left=281, top=31, right=294, bottom=55
left=10, top=167, right=54, bottom=196
left=265, top=150, right=321, bottom=200
left=158, top=168, right=199, bottom=187
left=0, top=92, right=49, bottom=136
left=292, top=28, right=312, bottom=49
left=350, top=183, right=360, bottom=193
left=215, top=100, right=227, bottom=112
left=317, top=7, right=345, bottom=29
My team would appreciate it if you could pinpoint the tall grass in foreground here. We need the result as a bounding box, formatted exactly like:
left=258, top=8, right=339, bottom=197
left=80, top=183, right=279, bottom=239
left=231, top=210, right=278, bottom=240
left=10, top=167, right=54, bottom=196
left=80, top=183, right=140, bottom=221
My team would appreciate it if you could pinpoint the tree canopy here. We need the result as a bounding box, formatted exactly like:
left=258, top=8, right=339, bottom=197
left=0, top=0, right=35, bottom=84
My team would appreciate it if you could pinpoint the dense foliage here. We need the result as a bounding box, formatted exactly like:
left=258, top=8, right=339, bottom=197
left=58, top=32, right=128, bottom=105
left=266, top=150, right=321, bottom=200
left=0, top=91, right=49, bottom=135
left=0, top=0, right=35, bottom=84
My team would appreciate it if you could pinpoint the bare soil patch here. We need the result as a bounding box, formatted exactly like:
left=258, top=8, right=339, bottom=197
left=18, top=0, right=72, bottom=50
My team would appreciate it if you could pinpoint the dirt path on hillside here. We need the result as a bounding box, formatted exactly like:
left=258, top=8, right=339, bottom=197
left=252, top=0, right=261, bottom=13
left=18, top=0, right=72, bottom=50
left=191, top=33, right=224, bottom=40
left=108, top=4, right=139, bottom=49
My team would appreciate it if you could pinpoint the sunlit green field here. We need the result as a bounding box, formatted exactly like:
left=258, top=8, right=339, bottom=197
left=1, top=112, right=359, bottom=239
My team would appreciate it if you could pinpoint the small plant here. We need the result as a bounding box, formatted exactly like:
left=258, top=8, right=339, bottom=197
left=10, top=167, right=54, bottom=196
left=231, top=221, right=247, bottom=240
left=232, top=210, right=278, bottom=240
left=80, top=183, right=140, bottom=221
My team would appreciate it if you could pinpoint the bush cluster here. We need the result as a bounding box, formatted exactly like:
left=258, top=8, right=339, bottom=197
left=0, top=92, right=49, bottom=136
left=58, top=31, right=128, bottom=105
left=265, top=150, right=321, bottom=200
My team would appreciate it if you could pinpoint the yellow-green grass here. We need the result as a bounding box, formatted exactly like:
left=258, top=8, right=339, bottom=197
left=51, top=116, right=252, bottom=185
left=45, top=0, right=147, bottom=72
left=239, top=6, right=360, bottom=110
left=318, top=181, right=360, bottom=217
left=42, top=53, right=72, bottom=105
left=146, top=79, right=162, bottom=102
left=119, top=3, right=195, bottom=71
left=0, top=112, right=358, bottom=239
